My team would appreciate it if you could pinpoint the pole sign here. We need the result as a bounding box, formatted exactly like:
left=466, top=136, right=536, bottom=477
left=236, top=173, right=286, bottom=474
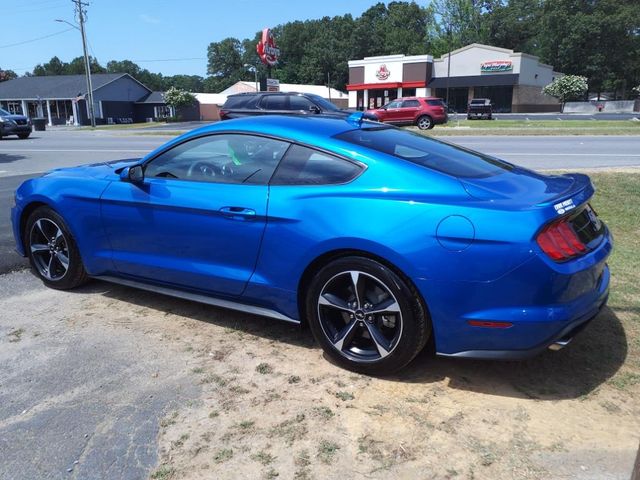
left=257, top=28, right=280, bottom=67
left=481, top=60, right=513, bottom=72
left=266, top=78, right=280, bottom=92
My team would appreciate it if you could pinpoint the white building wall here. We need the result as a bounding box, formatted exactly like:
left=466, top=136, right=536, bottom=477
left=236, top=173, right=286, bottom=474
left=433, top=45, right=522, bottom=78
left=517, top=55, right=557, bottom=87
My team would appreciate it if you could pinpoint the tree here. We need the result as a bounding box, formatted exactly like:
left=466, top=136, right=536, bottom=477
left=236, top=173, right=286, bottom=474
left=542, top=75, right=588, bottom=110
left=32, top=56, right=67, bottom=76
left=163, top=87, right=196, bottom=120
left=0, top=69, right=17, bottom=82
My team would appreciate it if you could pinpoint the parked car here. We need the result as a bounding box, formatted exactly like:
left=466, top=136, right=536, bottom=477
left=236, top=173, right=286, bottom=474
left=467, top=98, right=493, bottom=120
left=366, top=97, right=448, bottom=130
left=220, top=92, right=353, bottom=120
left=0, top=107, right=32, bottom=139
left=11, top=114, right=611, bottom=374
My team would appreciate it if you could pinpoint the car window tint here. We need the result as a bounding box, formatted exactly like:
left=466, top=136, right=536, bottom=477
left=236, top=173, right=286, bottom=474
left=385, top=101, right=402, bottom=109
left=145, top=134, right=290, bottom=185
left=426, top=99, right=444, bottom=106
left=402, top=100, right=420, bottom=108
left=223, top=96, right=250, bottom=108
left=271, top=145, right=363, bottom=186
left=260, top=95, right=288, bottom=110
left=289, top=96, right=315, bottom=111
left=334, top=127, right=513, bottom=179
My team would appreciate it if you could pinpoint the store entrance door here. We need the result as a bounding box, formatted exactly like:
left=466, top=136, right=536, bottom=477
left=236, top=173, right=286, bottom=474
left=367, top=88, right=398, bottom=109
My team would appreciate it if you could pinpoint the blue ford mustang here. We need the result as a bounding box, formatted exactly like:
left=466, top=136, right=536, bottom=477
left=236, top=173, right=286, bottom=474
left=11, top=115, right=612, bottom=374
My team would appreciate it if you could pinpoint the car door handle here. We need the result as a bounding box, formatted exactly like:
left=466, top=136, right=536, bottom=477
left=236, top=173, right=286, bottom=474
left=219, top=206, right=256, bottom=219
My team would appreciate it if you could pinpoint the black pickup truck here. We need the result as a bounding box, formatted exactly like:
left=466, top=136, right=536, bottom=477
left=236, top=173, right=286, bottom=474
left=467, top=98, right=493, bottom=120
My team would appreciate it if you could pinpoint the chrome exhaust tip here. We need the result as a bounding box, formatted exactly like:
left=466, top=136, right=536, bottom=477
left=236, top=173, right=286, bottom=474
left=548, top=338, right=572, bottom=351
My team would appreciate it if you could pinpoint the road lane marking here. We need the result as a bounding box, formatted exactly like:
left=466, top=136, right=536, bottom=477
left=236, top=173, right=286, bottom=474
left=0, top=149, right=150, bottom=153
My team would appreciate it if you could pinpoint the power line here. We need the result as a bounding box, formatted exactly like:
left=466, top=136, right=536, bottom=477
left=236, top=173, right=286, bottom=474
left=0, top=28, right=75, bottom=49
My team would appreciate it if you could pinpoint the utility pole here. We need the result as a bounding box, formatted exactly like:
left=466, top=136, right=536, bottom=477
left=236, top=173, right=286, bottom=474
left=72, top=0, right=95, bottom=127
left=446, top=25, right=452, bottom=113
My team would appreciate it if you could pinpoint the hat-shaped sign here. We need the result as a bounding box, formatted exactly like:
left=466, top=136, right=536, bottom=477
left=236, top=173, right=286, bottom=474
left=257, top=28, right=280, bottom=67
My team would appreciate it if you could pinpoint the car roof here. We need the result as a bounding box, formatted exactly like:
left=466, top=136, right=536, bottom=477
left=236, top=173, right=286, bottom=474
left=176, top=115, right=373, bottom=146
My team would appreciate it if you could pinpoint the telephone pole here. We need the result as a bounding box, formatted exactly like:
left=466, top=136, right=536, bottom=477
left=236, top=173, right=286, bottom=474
left=72, top=0, right=95, bottom=127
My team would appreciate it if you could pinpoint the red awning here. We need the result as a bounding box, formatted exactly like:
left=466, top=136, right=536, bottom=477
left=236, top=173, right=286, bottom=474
left=346, top=81, right=426, bottom=91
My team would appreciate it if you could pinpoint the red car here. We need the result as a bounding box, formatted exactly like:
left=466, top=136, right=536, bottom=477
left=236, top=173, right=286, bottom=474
left=367, top=97, right=448, bottom=130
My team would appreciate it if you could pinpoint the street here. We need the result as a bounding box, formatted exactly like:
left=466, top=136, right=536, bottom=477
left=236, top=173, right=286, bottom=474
left=2, top=129, right=639, bottom=274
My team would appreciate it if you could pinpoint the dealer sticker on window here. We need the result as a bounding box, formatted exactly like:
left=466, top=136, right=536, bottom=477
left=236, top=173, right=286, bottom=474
left=554, top=198, right=575, bottom=215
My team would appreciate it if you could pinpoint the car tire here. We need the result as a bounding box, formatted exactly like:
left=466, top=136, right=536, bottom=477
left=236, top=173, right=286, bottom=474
left=24, top=206, right=89, bottom=290
left=18, top=133, right=30, bottom=139
left=416, top=115, right=433, bottom=130
left=306, top=256, right=431, bottom=375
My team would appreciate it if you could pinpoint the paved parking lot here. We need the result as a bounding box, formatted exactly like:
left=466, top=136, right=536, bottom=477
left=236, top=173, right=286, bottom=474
left=1, top=128, right=639, bottom=479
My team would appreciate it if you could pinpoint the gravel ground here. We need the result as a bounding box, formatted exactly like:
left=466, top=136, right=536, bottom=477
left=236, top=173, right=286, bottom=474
left=1, top=270, right=638, bottom=480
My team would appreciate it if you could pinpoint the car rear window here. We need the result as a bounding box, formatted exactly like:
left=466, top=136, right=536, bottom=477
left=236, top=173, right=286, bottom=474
left=223, top=95, right=253, bottom=108
left=334, top=127, right=513, bottom=178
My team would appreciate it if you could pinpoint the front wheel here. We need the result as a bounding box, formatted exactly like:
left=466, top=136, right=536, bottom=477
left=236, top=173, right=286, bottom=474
left=306, top=256, right=431, bottom=375
left=25, top=206, right=88, bottom=290
left=416, top=115, right=433, bottom=130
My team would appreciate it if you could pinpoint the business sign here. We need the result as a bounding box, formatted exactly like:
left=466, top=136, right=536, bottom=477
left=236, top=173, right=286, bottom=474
left=266, top=78, right=280, bottom=92
left=481, top=60, right=513, bottom=72
left=256, top=28, right=280, bottom=67
left=375, top=64, right=391, bottom=81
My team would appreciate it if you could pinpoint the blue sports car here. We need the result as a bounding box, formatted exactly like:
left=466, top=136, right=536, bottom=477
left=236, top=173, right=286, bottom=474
left=11, top=114, right=612, bottom=374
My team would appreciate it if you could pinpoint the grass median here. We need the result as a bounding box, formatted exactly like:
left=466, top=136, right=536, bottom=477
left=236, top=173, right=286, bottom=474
left=426, top=118, right=640, bottom=136
left=585, top=172, right=640, bottom=384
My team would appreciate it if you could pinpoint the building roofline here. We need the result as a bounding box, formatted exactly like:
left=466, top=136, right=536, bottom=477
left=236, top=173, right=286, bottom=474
left=92, top=73, right=152, bottom=95
left=348, top=54, right=433, bottom=67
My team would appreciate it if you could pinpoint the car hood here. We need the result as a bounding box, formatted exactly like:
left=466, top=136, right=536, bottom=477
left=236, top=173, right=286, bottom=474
left=2, top=114, right=28, bottom=121
left=43, top=158, right=140, bottom=179
left=460, top=168, right=591, bottom=206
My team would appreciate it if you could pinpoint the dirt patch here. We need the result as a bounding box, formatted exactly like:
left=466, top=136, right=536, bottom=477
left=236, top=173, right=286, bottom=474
left=68, top=282, right=636, bottom=480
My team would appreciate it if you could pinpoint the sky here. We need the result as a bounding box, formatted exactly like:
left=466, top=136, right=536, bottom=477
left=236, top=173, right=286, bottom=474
left=0, top=0, right=396, bottom=77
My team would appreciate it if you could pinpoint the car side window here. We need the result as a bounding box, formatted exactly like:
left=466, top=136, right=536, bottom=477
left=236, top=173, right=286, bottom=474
left=144, top=134, right=290, bottom=185
left=402, top=100, right=420, bottom=108
left=270, top=145, right=363, bottom=186
left=385, top=100, right=402, bottom=109
left=289, top=96, right=315, bottom=111
left=260, top=95, right=288, bottom=110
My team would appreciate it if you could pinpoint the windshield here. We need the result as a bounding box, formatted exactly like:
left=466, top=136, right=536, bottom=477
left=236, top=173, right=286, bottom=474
left=334, top=127, right=513, bottom=179
left=308, top=94, right=341, bottom=112
left=0, top=108, right=10, bottom=116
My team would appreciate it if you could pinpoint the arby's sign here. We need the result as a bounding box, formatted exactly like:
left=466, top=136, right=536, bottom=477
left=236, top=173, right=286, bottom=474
left=256, top=28, right=281, bottom=67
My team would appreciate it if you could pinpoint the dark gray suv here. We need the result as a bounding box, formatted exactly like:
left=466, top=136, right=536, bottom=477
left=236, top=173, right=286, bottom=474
left=220, top=92, right=351, bottom=120
left=0, top=108, right=32, bottom=139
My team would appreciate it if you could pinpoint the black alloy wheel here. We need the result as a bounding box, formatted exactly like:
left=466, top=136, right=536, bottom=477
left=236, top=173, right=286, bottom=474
left=25, top=206, right=88, bottom=290
left=307, top=256, right=430, bottom=374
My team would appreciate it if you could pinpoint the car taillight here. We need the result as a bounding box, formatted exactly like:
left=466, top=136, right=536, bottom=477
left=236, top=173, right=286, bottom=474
left=219, top=109, right=229, bottom=119
left=536, top=216, right=587, bottom=261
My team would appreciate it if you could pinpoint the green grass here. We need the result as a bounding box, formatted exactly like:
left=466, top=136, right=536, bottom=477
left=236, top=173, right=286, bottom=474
left=80, top=121, right=167, bottom=130
left=421, top=118, right=640, bottom=136
left=589, top=173, right=640, bottom=380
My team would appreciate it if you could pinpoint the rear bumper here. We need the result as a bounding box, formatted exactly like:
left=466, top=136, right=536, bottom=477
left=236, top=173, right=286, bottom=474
left=418, top=229, right=612, bottom=359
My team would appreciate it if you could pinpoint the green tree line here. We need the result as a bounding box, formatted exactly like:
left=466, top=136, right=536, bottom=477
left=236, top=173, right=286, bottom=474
left=2, top=0, right=639, bottom=98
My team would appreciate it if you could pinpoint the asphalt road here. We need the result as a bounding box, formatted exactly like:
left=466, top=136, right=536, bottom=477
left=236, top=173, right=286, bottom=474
left=1, top=129, right=639, bottom=274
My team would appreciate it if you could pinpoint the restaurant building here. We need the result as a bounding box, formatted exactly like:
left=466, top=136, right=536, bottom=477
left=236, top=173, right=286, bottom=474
left=347, top=43, right=562, bottom=113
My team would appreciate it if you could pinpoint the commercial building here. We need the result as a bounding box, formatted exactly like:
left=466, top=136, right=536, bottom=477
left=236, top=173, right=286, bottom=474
left=0, top=73, right=173, bottom=125
left=347, top=43, right=562, bottom=113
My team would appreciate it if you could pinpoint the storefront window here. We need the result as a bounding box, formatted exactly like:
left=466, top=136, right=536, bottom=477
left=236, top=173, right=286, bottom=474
left=473, top=86, right=513, bottom=113
left=368, top=88, right=398, bottom=109
left=435, top=88, right=469, bottom=113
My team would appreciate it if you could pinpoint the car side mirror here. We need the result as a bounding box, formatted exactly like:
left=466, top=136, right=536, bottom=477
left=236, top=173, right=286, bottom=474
left=120, top=165, right=144, bottom=184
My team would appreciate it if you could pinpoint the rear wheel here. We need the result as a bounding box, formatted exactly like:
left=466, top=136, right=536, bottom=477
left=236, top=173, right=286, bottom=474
left=416, top=115, right=433, bottom=130
left=306, top=256, right=430, bottom=375
left=25, top=206, right=88, bottom=290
